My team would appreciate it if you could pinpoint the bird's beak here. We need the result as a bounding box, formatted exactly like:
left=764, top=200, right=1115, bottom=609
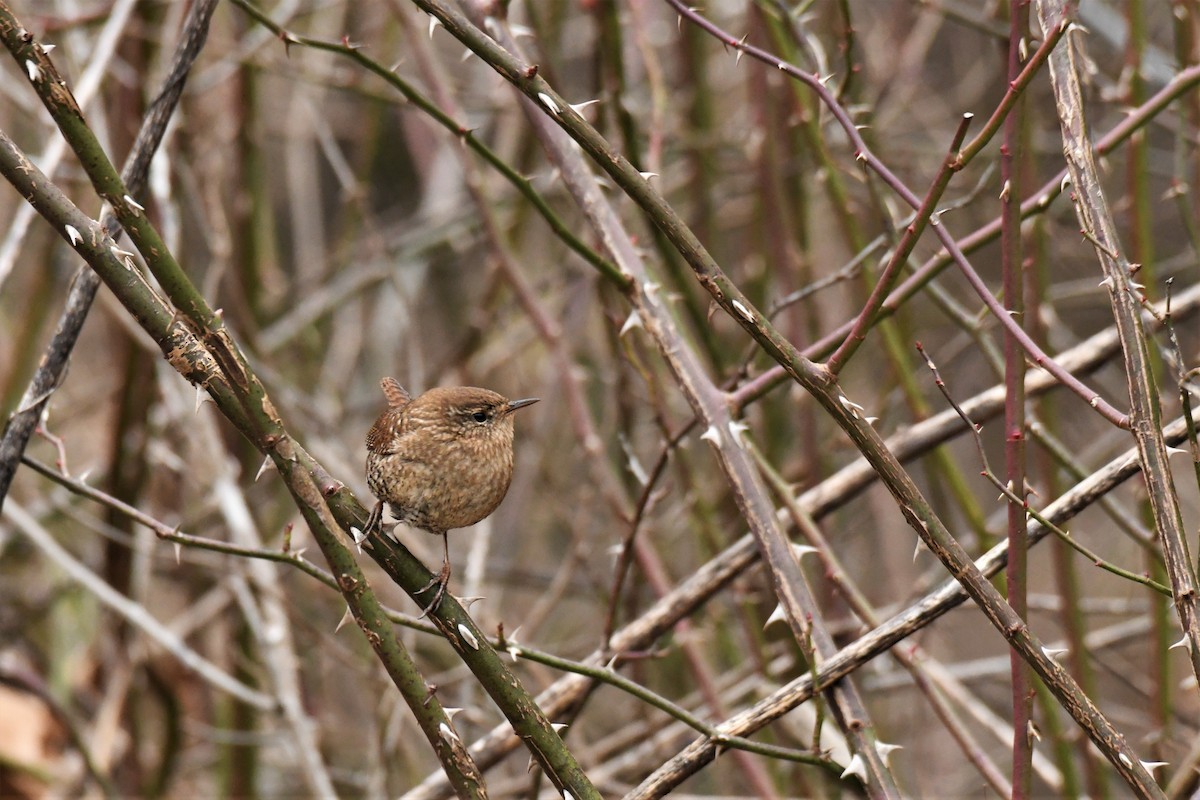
left=506, top=397, right=539, bottom=413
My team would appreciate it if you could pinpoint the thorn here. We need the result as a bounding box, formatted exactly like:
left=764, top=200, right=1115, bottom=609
left=639, top=171, right=659, bottom=181
left=727, top=420, right=750, bottom=445
left=642, top=280, right=661, bottom=305
left=255, top=455, right=273, bottom=481
left=428, top=16, right=442, bottom=38
left=569, top=99, right=600, bottom=114
left=731, top=298, right=754, bottom=322
left=1141, top=760, right=1169, bottom=773
left=1169, top=634, right=1189, bottom=650
left=764, top=604, right=787, bottom=629
left=537, top=92, right=560, bottom=115
left=1042, top=646, right=1068, bottom=660
left=64, top=224, right=82, bottom=246
left=792, top=543, right=819, bottom=559
left=438, top=722, right=460, bottom=742
left=700, top=424, right=721, bottom=445
left=619, top=310, right=643, bottom=337
left=840, top=753, right=867, bottom=781
left=443, top=706, right=463, bottom=720
left=505, top=627, right=522, bottom=661
left=123, top=194, right=144, bottom=212
left=838, top=395, right=866, bottom=419
left=1098, top=276, right=1115, bottom=290
left=174, top=541, right=182, bottom=565
left=875, top=741, right=903, bottom=764
left=335, top=606, right=354, bottom=633
left=24, top=60, right=40, bottom=82
left=458, top=624, right=479, bottom=650
left=195, top=384, right=205, bottom=413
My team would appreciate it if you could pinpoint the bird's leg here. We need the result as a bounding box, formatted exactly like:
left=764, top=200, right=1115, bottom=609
left=363, top=501, right=383, bottom=537
left=417, top=531, right=451, bottom=617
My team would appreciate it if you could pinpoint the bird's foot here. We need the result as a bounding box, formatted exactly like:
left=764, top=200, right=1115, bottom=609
left=417, top=561, right=452, bottom=619
left=363, top=501, right=383, bottom=537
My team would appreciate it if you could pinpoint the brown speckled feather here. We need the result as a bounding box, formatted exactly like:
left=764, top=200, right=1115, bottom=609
left=363, top=381, right=538, bottom=612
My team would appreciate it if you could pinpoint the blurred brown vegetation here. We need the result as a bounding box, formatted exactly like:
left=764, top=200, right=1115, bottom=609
left=1, top=0, right=1199, bottom=797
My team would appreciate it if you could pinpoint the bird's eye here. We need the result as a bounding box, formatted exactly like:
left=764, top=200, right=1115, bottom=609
left=471, top=410, right=489, bottom=423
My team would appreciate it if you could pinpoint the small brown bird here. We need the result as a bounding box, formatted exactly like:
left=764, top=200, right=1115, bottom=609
left=364, top=378, right=538, bottom=613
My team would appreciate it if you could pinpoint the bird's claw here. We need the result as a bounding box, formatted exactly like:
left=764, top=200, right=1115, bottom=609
left=416, top=562, right=452, bottom=619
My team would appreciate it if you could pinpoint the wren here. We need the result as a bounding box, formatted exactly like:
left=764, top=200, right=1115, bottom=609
left=364, top=378, right=538, bottom=614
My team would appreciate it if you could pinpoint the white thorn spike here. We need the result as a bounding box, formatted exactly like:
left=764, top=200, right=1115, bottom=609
left=569, top=99, right=600, bottom=114
left=255, top=455, right=273, bottom=482
left=1169, top=634, right=1189, bottom=650
left=875, top=741, right=903, bottom=764
left=764, top=604, right=787, bottom=629
left=639, top=171, right=659, bottom=181
left=174, top=541, right=182, bottom=565
left=458, top=624, right=479, bottom=650
left=700, top=424, right=721, bottom=445
left=840, top=753, right=867, bottom=781
left=731, top=299, right=754, bottom=322
left=335, top=606, right=354, bottom=633
left=65, top=225, right=82, bottom=246
left=123, top=194, right=144, bottom=211
left=838, top=395, right=866, bottom=418
left=24, top=60, right=40, bottom=82
left=792, top=543, right=819, bottom=559
left=428, top=16, right=441, bottom=38
left=1141, top=760, right=1169, bottom=773
left=439, top=722, right=459, bottom=742
left=619, top=310, right=643, bottom=337
left=537, top=92, right=560, bottom=115
left=1042, top=646, right=1068, bottom=660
